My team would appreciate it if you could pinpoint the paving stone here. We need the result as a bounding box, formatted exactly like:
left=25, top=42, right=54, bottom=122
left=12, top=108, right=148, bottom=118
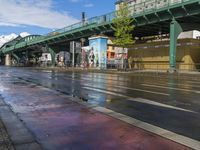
left=0, top=119, right=14, bottom=150
left=15, top=143, right=42, bottom=150
left=0, top=98, right=5, bottom=106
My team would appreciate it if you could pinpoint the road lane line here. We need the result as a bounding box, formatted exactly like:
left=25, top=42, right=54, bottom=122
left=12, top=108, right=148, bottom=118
left=72, top=95, right=200, bottom=150
left=129, top=98, right=196, bottom=113
left=144, top=81, right=200, bottom=88
left=93, top=106, right=200, bottom=150
left=65, top=76, right=130, bottom=85
left=83, top=83, right=169, bottom=96
left=142, top=84, right=200, bottom=94
left=114, top=85, right=170, bottom=96
left=83, top=86, right=131, bottom=98
left=83, top=87, right=195, bottom=113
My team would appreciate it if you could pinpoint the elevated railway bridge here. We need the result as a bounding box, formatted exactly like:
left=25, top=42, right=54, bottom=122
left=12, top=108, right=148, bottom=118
left=1, top=0, right=200, bottom=70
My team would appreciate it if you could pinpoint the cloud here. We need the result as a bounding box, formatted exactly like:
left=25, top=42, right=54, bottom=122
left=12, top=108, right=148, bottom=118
left=0, top=32, right=31, bottom=47
left=0, top=0, right=79, bottom=29
left=0, top=33, right=18, bottom=47
left=69, top=0, right=80, bottom=3
left=69, top=0, right=94, bottom=8
left=20, top=32, right=30, bottom=38
left=0, top=22, right=21, bottom=27
left=84, top=3, right=94, bottom=8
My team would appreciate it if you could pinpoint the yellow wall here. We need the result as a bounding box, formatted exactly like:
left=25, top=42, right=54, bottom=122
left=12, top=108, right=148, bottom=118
left=107, top=45, right=115, bottom=53
left=128, top=39, right=200, bottom=71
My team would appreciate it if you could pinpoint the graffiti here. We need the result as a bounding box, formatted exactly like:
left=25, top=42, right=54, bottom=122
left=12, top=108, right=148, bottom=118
left=89, top=37, right=108, bottom=69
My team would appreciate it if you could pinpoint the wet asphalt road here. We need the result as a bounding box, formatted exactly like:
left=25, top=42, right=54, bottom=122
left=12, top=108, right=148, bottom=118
left=0, top=66, right=200, bottom=144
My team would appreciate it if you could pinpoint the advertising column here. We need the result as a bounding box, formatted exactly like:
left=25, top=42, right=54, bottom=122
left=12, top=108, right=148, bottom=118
left=89, top=36, right=108, bottom=69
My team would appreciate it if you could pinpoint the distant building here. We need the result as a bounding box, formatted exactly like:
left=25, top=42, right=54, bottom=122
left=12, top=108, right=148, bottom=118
left=115, top=0, right=187, bottom=11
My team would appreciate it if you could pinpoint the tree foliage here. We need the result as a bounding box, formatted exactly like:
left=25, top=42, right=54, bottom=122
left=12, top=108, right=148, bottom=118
left=112, top=2, right=135, bottom=47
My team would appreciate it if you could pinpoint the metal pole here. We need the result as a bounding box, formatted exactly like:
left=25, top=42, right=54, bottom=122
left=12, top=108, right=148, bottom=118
left=169, top=19, right=182, bottom=72
left=82, top=12, right=86, bottom=25
left=72, top=41, right=75, bottom=68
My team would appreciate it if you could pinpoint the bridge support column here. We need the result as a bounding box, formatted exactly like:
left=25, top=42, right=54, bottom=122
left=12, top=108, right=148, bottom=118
left=12, top=53, right=20, bottom=65
left=48, top=47, right=56, bottom=66
left=5, top=54, right=11, bottom=66
left=169, top=19, right=183, bottom=72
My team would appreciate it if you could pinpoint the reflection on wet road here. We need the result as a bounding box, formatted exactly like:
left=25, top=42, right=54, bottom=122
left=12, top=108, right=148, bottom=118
left=0, top=67, right=200, bottom=149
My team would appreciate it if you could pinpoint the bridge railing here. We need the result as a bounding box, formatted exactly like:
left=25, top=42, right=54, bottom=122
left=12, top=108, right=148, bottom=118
left=45, top=11, right=116, bottom=37
left=2, top=0, right=198, bottom=53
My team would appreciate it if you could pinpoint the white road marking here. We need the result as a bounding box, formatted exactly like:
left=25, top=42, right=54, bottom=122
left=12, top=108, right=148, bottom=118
left=142, top=84, right=200, bottom=94
left=83, top=83, right=169, bottom=96
left=83, top=86, right=131, bottom=98
left=71, top=96, right=200, bottom=150
left=83, top=87, right=195, bottom=113
left=93, top=106, right=200, bottom=150
left=129, top=98, right=196, bottom=113
left=144, top=81, right=200, bottom=88
left=114, top=85, right=170, bottom=96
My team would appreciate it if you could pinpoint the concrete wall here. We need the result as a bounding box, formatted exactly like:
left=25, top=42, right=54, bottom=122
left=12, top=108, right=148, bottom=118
left=5, top=54, right=11, bottom=66
left=128, top=39, right=200, bottom=71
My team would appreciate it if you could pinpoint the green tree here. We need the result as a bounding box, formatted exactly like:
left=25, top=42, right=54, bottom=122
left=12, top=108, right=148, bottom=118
left=112, top=2, right=135, bottom=47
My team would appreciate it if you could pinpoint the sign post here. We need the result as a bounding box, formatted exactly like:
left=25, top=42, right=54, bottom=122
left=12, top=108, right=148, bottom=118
left=70, top=41, right=82, bottom=67
left=70, top=41, right=75, bottom=67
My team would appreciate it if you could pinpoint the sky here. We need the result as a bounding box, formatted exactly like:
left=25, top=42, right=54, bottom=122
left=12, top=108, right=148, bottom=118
left=0, top=0, right=116, bottom=35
